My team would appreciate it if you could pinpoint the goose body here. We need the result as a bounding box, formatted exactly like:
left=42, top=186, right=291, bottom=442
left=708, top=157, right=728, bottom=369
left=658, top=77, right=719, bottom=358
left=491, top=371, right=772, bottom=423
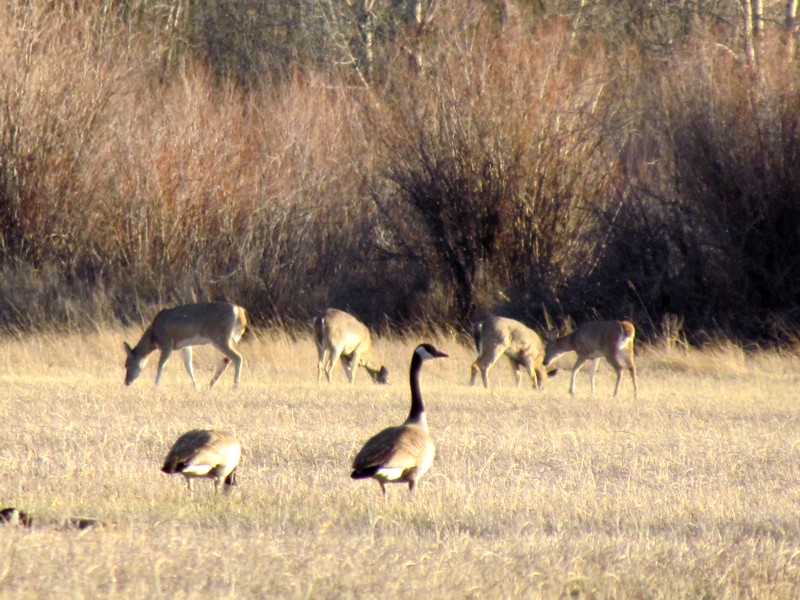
left=0, top=507, right=32, bottom=527
left=351, top=343, right=447, bottom=495
left=0, top=508, right=106, bottom=529
left=162, top=429, right=241, bottom=493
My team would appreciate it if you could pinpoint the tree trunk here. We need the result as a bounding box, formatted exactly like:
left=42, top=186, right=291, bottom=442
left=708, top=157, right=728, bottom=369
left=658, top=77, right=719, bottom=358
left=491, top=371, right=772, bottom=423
left=752, top=0, right=764, bottom=37
left=787, top=0, right=799, bottom=58
left=741, top=0, right=757, bottom=70
left=788, top=0, right=799, bottom=24
left=357, top=0, right=375, bottom=83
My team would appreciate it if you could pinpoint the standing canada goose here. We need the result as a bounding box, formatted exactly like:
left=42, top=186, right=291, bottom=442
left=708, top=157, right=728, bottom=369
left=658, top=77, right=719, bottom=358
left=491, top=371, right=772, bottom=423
left=161, top=429, right=241, bottom=493
left=351, top=343, right=448, bottom=495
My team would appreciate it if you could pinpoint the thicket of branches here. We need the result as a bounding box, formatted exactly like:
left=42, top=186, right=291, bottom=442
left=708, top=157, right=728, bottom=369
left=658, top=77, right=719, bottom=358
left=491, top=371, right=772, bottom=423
left=1, top=0, right=799, bottom=344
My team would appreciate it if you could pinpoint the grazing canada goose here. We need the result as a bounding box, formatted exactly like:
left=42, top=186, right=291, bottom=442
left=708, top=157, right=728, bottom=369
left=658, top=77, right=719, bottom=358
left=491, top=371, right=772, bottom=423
left=62, top=517, right=108, bottom=530
left=351, top=343, right=448, bottom=495
left=161, top=429, right=241, bottom=493
left=0, top=508, right=105, bottom=530
left=0, top=507, right=32, bottom=527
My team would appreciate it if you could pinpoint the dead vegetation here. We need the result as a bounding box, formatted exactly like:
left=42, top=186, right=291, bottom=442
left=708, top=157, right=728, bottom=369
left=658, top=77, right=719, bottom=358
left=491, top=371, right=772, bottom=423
left=1, top=329, right=799, bottom=597
left=0, top=3, right=800, bottom=343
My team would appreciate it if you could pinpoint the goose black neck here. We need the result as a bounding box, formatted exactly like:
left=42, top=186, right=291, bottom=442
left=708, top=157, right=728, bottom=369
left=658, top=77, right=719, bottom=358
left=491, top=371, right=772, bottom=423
left=407, top=351, right=425, bottom=422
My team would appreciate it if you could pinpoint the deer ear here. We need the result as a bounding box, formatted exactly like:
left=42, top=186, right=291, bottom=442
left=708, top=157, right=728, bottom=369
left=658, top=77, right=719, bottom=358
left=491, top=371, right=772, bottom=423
left=123, top=342, right=133, bottom=356
left=562, top=316, right=576, bottom=335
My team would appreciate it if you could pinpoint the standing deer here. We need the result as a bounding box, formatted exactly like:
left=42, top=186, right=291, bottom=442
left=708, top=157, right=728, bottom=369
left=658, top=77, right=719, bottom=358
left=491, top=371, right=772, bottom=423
left=544, top=320, right=638, bottom=398
left=314, top=308, right=388, bottom=384
left=123, top=302, right=248, bottom=389
left=470, top=316, right=552, bottom=389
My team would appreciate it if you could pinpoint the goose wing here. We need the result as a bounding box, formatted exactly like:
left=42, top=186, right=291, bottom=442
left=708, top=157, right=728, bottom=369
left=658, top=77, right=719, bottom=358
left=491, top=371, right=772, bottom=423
left=162, top=430, right=240, bottom=474
left=352, top=424, right=432, bottom=473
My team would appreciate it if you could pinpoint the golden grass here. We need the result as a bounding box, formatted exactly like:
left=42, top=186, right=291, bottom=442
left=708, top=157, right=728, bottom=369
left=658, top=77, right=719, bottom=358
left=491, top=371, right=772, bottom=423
left=1, top=329, right=800, bottom=598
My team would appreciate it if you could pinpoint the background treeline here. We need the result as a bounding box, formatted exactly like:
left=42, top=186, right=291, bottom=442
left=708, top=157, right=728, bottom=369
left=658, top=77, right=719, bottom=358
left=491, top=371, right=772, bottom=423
left=0, top=0, right=799, bottom=344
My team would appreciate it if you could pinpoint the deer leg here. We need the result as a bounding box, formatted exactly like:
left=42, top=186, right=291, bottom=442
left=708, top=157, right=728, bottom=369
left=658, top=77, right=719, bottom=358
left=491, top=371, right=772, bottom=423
left=208, top=358, right=231, bottom=389
left=229, top=349, right=243, bottom=386
left=317, top=347, right=328, bottom=383
left=479, top=351, right=503, bottom=389
left=481, top=361, right=491, bottom=388
left=325, top=348, right=343, bottom=383
left=627, top=352, right=638, bottom=398
left=155, top=348, right=174, bottom=385
left=470, top=358, right=491, bottom=388
left=346, top=352, right=359, bottom=384
left=512, top=360, right=523, bottom=388
left=180, top=347, right=199, bottom=389
left=321, top=350, right=334, bottom=382
left=570, top=357, right=587, bottom=395
left=517, top=355, right=536, bottom=389
left=469, top=362, right=481, bottom=386
left=588, top=358, right=601, bottom=396
left=210, top=342, right=242, bottom=388
left=612, top=363, right=624, bottom=397
left=533, top=361, right=547, bottom=390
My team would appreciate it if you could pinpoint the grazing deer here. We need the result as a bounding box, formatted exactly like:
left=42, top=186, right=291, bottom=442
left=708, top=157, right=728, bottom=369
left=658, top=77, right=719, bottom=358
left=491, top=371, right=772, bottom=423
left=123, top=302, right=248, bottom=389
left=314, top=308, right=388, bottom=385
left=544, top=320, right=638, bottom=398
left=470, top=316, right=552, bottom=389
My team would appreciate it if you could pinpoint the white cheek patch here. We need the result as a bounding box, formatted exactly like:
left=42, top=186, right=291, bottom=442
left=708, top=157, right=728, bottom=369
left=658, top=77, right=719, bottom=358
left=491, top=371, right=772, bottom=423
left=375, top=467, right=405, bottom=481
left=416, top=347, right=436, bottom=360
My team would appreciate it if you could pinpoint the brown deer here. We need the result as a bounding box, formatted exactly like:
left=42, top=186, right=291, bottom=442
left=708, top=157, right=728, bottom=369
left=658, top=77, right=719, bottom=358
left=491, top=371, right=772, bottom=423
left=123, top=302, right=248, bottom=389
left=544, top=320, right=638, bottom=398
left=470, top=316, right=552, bottom=389
left=314, top=308, right=388, bottom=384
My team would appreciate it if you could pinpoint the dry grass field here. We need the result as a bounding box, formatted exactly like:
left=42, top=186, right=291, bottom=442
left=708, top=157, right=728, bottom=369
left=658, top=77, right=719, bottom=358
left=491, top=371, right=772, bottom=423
left=2, top=328, right=800, bottom=598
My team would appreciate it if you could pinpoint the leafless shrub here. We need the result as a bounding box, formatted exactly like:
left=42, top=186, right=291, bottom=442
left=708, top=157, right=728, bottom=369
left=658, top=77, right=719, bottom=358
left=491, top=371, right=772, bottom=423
left=2, top=2, right=800, bottom=345
left=371, top=11, right=616, bottom=324
left=639, top=29, right=800, bottom=341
